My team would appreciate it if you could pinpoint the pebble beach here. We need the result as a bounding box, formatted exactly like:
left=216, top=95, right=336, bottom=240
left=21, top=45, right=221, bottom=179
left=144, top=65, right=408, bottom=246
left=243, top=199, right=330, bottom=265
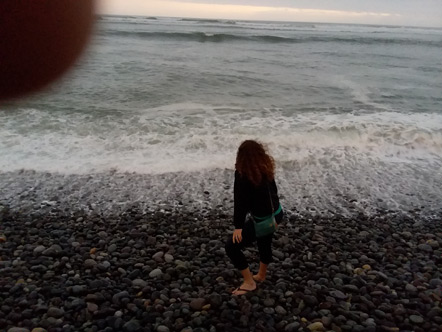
left=1, top=172, right=441, bottom=332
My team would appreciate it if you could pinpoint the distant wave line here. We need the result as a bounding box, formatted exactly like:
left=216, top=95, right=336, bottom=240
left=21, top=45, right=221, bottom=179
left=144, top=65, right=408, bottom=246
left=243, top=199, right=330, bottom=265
left=179, top=18, right=236, bottom=25
left=102, top=30, right=442, bottom=47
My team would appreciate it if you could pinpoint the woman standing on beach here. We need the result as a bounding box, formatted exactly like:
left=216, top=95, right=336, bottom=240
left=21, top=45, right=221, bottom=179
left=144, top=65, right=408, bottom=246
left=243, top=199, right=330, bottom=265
left=225, top=140, right=283, bottom=295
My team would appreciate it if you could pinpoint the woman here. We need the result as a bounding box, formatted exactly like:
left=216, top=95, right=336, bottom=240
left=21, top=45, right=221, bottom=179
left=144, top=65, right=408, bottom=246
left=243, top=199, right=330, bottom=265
left=225, top=140, right=283, bottom=295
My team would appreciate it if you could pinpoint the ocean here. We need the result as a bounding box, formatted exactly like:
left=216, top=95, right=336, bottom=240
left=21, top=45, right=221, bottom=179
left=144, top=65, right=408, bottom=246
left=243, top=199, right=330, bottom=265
left=1, top=16, right=441, bottom=219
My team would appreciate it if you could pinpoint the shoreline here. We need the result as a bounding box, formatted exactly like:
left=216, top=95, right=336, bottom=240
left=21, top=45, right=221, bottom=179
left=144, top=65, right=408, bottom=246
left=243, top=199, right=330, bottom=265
left=1, top=207, right=441, bottom=332
left=1, top=169, right=441, bottom=221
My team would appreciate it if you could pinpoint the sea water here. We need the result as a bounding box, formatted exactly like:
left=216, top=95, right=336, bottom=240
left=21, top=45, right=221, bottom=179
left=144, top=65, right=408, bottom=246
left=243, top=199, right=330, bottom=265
left=1, top=16, right=441, bottom=218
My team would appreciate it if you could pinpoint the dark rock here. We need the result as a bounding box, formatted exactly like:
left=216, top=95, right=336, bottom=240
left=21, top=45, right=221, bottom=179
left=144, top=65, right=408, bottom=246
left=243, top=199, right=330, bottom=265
left=123, top=319, right=141, bottom=332
left=275, top=305, right=287, bottom=315
left=42, top=244, right=62, bottom=256
left=112, top=291, right=130, bottom=305
left=132, top=279, right=147, bottom=288
left=330, top=290, right=347, bottom=300
left=208, top=293, right=222, bottom=308
left=47, top=307, right=64, bottom=318
left=417, top=244, right=432, bottom=252
left=343, top=284, right=359, bottom=293
left=190, top=298, right=206, bottom=311
left=71, top=285, right=87, bottom=295
left=409, top=315, right=424, bottom=324
left=304, top=295, right=318, bottom=306
left=285, top=322, right=300, bottom=332
left=428, top=278, right=442, bottom=288
left=84, top=259, right=97, bottom=269
left=263, top=298, right=275, bottom=307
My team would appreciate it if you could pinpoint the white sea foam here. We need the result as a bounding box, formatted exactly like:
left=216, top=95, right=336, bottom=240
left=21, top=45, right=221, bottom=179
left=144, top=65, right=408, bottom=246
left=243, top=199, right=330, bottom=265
left=1, top=105, right=441, bottom=175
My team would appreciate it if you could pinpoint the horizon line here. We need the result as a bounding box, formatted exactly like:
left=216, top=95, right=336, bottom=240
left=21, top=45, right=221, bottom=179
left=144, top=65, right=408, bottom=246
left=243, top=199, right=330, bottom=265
left=97, top=14, right=442, bottom=30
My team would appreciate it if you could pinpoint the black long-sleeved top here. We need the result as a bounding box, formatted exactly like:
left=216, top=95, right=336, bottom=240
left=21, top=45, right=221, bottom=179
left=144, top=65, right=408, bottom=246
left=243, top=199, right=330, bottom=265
left=233, top=170, right=280, bottom=229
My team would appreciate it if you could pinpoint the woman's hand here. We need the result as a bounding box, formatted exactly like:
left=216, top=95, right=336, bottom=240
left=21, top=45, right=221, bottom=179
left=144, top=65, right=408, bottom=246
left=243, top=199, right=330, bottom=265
left=232, top=229, right=243, bottom=243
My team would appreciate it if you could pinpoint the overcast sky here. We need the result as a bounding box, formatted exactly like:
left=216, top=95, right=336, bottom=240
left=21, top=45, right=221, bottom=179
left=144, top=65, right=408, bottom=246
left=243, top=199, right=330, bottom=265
left=97, top=0, right=442, bottom=27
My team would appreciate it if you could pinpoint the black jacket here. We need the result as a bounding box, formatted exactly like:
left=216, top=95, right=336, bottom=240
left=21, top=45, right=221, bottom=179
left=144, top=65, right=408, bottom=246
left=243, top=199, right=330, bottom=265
left=233, top=170, right=280, bottom=229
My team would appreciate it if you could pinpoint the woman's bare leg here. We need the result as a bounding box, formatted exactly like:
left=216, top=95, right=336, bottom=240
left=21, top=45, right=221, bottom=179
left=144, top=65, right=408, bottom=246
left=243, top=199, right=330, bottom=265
left=253, top=262, right=268, bottom=282
left=232, top=267, right=256, bottom=295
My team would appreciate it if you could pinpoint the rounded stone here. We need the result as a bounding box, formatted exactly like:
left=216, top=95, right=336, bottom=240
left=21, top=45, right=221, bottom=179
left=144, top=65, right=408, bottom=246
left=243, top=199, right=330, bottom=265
left=429, top=278, right=442, bottom=288
left=47, top=307, right=64, bottom=318
left=304, top=295, right=318, bottom=306
left=417, top=244, right=432, bottom=252
left=87, top=302, right=98, bottom=312
left=405, top=284, right=417, bottom=292
left=307, top=321, right=324, bottom=331
left=190, top=298, right=205, bottom=311
left=275, top=305, right=287, bottom=315
left=149, top=268, right=163, bottom=278
left=33, top=245, right=46, bottom=255
left=285, top=322, right=300, bottom=332
left=263, top=307, right=275, bottom=314
left=132, top=279, right=147, bottom=288
left=123, top=319, right=141, bottom=332
left=98, top=231, right=108, bottom=238
left=263, top=298, right=275, bottom=307
left=157, top=326, right=170, bottom=332
left=409, top=315, right=424, bottom=324
left=108, top=244, right=117, bottom=253
left=330, top=290, right=347, bottom=300
left=343, top=284, right=359, bottom=293
left=84, top=259, right=97, bottom=269
left=152, top=251, right=164, bottom=262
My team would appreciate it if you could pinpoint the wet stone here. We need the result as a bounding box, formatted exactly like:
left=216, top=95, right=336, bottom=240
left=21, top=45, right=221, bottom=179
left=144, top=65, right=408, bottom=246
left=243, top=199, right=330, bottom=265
left=304, top=295, right=318, bottom=306
left=33, top=245, right=46, bottom=255
left=190, top=298, right=205, bottom=311
left=112, top=291, right=130, bottom=305
left=307, top=321, right=324, bottom=331
left=405, top=284, right=417, bottom=292
left=285, top=322, right=300, bottom=332
left=417, top=244, right=433, bottom=252
left=343, top=284, right=359, bottom=293
left=132, top=279, right=147, bottom=288
left=330, top=290, right=347, bottom=300
left=263, top=298, right=275, bottom=307
left=123, top=319, right=141, bottom=332
left=275, top=305, right=287, bottom=315
left=263, top=307, right=275, bottom=314
left=84, top=259, right=97, bottom=269
left=47, top=307, right=64, bottom=318
left=87, top=302, right=98, bottom=312
left=157, top=326, right=170, bottom=332
left=149, top=268, right=163, bottom=278
left=409, top=315, right=424, bottom=324
left=429, top=278, right=442, bottom=288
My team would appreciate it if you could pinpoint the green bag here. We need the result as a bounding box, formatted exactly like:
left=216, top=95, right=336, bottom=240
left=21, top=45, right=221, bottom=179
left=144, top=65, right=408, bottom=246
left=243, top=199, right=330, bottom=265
left=253, top=186, right=281, bottom=238
left=254, top=215, right=277, bottom=238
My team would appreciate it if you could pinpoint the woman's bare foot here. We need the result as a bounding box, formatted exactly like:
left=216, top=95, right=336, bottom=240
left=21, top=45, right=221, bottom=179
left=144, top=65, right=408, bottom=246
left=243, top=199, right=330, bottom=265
left=253, top=274, right=266, bottom=282
left=232, top=281, right=256, bottom=295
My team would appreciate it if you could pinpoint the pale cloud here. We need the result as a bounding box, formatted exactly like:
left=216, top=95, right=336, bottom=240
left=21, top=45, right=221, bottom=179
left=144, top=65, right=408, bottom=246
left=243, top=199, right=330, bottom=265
left=96, top=0, right=441, bottom=27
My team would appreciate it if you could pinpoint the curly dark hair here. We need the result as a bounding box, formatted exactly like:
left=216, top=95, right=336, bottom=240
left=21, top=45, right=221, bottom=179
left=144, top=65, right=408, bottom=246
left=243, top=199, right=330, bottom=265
left=235, top=140, right=275, bottom=187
